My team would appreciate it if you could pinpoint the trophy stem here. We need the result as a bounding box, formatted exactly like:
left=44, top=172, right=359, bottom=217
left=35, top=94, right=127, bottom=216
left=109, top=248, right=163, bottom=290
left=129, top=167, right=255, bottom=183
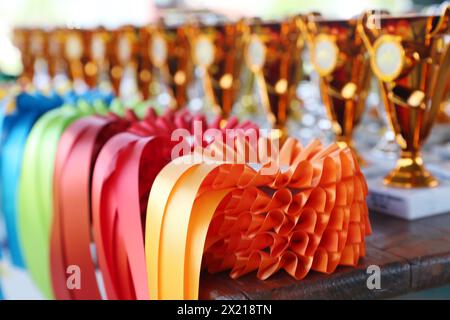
left=383, top=150, right=438, bottom=188
left=336, top=135, right=366, bottom=167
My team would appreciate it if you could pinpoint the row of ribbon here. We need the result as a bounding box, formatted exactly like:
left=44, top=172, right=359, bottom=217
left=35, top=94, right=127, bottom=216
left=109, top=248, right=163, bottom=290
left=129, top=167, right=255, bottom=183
left=0, top=87, right=371, bottom=299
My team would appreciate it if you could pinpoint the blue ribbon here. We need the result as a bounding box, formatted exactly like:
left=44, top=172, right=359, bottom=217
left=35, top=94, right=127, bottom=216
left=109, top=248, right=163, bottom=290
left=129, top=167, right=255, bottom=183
left=63, top=88, right=115, bottom=106
left=0, top=92, right=64, bottom=268
left=0, top=97, right=5, bottom=301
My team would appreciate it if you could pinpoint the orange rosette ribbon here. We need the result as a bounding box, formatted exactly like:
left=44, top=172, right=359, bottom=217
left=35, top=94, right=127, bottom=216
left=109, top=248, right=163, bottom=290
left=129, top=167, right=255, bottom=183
left=145, top=137, right=371, bottom=300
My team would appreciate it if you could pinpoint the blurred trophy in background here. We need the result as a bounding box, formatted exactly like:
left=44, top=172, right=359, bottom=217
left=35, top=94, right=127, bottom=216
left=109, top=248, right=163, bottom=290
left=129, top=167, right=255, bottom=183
left=13, top=29, right=33, bottom=87
left=47, top=28, right=70, bottom=92
left=360, top=6, right=450, bottom=220
left=85, top=28, right=112, bottom=91
left=139, top=24, right=174, bottom=108
left=162, top=25, right=190, bottom=109
left=110, top=26, right=139, bottom=101
left=64, top=28, right=87, bottom=92
left=234, top=17, right=304, bottom=140
left=184, top=20, right=247, bottom=120
left=30, top=29, right=51, bottom=91
left=300, top=13, right=372, bottom=165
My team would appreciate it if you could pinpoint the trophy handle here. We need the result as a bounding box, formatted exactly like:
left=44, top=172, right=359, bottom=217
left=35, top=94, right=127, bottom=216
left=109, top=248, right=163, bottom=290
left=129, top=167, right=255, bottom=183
left=357, top=10, right=389, bottom=55
left=295, top=15, right=312, bottom=48
left=423, top=41, right=450, bottom=138
left=296, top=12, right=321, bottom=51
left=428, top=4, right=449, bottom=38
left=424, top=4, right=450, bottom=134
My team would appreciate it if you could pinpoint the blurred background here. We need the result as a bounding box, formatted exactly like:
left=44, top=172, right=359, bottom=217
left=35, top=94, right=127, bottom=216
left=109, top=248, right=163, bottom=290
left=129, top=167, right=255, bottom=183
left=0, top=0, right=445, bottom=77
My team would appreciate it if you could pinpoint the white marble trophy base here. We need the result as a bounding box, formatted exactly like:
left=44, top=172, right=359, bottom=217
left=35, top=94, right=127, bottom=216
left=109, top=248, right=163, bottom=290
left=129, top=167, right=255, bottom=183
left=367, top=178, right=450, bottom=220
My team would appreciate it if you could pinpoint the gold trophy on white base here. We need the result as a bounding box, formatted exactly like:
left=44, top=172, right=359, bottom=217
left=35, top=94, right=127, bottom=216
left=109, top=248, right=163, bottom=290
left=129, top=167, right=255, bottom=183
left=360, top=6, right=450, bottom=220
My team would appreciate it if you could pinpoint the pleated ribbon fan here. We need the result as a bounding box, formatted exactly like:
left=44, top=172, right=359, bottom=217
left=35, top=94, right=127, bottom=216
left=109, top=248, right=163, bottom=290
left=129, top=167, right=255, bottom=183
left=145, top=137, right=371, bottom=299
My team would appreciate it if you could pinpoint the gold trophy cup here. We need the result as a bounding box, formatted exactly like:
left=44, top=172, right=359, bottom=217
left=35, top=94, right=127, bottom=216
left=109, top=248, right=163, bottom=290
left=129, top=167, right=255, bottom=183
left=185, top=21, right=247, bottom=118
left=109, top=26, right=139, bottom=97
left=85, top=28, right=111, bottom=89
left=240, top=17, right=304, bottom=140
left=47, top=29, right=67, bottom=80
left=64, top=29, right=86, bottom=86
left=359, top=7, right=450, bottom=188
left=300, top=14, right=372, bottom=165
left=139, top=25, right=170, bottom=102
left=163, top=25, right=191, bottom=109
left=13, top=28, right=33, bottom=86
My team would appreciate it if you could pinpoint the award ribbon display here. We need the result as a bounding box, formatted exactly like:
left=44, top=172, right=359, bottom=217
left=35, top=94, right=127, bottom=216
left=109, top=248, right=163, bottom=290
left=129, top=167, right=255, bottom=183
left=145, top=137, right=371, bottom=299
left=2, top=18, right=378, bottom=301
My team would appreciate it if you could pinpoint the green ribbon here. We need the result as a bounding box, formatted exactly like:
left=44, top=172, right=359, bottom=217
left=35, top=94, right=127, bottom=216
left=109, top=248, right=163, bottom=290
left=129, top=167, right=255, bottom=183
left=110, top=98, right=161, bottom=119
left=17, top=99, right=109, bottom=299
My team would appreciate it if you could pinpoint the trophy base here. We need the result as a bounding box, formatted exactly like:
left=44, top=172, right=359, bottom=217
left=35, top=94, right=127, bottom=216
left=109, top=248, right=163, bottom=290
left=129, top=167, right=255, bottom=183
left=367, top=178, right=450, bottom=220
left=383, top=153, right=439, bottom=188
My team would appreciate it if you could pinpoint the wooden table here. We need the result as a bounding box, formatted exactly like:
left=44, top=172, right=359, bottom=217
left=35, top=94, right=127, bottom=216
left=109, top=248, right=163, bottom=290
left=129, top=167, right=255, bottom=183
left=199, top=212, right=450, bottom=300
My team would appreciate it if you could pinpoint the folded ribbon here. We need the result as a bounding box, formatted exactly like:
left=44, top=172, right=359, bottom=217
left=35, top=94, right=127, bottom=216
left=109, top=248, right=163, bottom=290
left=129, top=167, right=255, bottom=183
left=51, top=112, right=133, bottom=300
left=17, top=95, right=112, bottom=299
left=145, top=137, right=371, bottom=300
left=0, top=92, right=63, bottom=267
